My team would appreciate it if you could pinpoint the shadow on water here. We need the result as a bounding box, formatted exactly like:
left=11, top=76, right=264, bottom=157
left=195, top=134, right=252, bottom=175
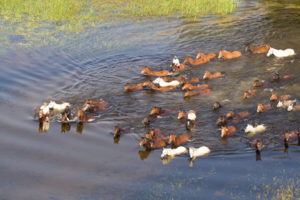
left=1, top=0, right=300, bottom=199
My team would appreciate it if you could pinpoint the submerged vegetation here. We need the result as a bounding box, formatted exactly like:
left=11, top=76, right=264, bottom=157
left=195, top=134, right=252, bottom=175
left=254, top=176, right=300, bottom=200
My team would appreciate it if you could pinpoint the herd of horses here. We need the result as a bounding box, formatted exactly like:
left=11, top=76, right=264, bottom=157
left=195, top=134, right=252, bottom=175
left=36, top=43, right=300, bottom=164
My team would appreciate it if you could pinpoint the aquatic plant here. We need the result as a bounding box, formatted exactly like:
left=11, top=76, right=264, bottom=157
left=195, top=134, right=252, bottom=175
left=259, top=178, right=300, bottom=200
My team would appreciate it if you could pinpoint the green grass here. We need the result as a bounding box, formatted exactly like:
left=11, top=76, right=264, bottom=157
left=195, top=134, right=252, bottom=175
left=0, top=0, right=91, bottom=23
left=0, top=0, right=238, bottom=24
left=0, top=0, right=238, bottom=47
left=94, top=0, right=238, bottom=18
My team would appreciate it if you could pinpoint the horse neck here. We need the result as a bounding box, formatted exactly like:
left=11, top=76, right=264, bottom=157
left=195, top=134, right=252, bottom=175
left=196, top=51, right=205, bottom=59
left=183, top=56, right=191, bottom=64
left=183, top=83, right=191, bottom=88
left=142, top=67, right=150, bottom=73
left=189, top=57, right=197, bottom=65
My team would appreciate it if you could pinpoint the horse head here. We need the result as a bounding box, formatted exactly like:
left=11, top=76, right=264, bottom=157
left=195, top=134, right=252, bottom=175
left=218, top=51, right=223, bottom=59
left=266, top=47, right=274, bottom=57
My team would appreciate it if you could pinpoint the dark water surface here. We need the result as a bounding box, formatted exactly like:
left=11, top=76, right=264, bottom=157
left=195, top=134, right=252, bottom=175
left=1, top=1, right=300, bottom=199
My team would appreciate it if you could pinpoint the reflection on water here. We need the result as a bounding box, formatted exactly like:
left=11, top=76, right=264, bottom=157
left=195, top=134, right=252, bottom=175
left=138, top=149, right=151, bottom=160
left=1, top=0, right=300, bottom=199
left=39, top=120, right=50, bottom=133
left=113, top=135, right=120, bottom=144
left=61, top=122, right=71, bottom=132
left=76, top=122, right=84, bottom=134
left=255, top=150, right=262, bottom=161
left=39, top=120, right=87, bottom=134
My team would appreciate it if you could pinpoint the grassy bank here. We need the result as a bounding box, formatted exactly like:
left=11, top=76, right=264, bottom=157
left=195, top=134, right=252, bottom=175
left=0, top=0, right=238, bottom=24
left=0, top=0, right=237, bottom=46
left=94, top=0, right=237, bottom=18
left=0, top=0, right=92, bottom=23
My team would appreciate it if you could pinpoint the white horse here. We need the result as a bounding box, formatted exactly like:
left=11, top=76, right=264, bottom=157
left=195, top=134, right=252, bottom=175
left=189, top=146, right=211, bottom=160
left=277, top=99, right=296, bottom=108
left=39, top=102, right=50, bottom=116
left=48, top=101, right=71, bottom=114
left=153, top=77, right=181, bottom=87
left=245, top=124, right=266, bottom=135
left=160, top=146, right=188, bottom=158
left=267, top=47, right=295, bottom=57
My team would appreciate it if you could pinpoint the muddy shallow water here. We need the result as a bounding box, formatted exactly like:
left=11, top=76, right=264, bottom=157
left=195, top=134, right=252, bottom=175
left=1, top=1, right=300, bottom=200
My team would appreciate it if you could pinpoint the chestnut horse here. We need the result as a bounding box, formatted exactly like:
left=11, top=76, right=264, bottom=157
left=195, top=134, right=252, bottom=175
left=245, top=44, right=270, bottom=54
left=218, top=50, right=242, bottom=59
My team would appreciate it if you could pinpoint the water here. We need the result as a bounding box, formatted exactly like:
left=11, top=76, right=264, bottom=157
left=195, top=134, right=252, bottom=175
left=1, top=1, right=300, bottom=199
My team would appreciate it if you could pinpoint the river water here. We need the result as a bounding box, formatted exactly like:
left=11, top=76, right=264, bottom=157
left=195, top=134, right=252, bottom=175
left=0, top=1, right=300, bottom=199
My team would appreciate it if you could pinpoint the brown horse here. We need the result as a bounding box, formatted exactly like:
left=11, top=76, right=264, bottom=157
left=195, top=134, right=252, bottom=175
left=189, top=77, right=202, bottom=84
left=83, top=99, right=107, bottom=111
left=257, top=103, right=271, bottom=113
left=196, top=51, right=217, bottom=60
left=225, top=111, right=250, bottom=122
left=252, top=80, right=270, bottom=88
left=169, top=133, right=191, bottom=146
left=183, top=56, right=210, bottom=66
left=124, top=83, right=144, bottom=92
left=203, top=71, right=224, bottom=80
left=269, top=94, right=291, bottom=102
left=283, top=131, right=299, bottom=148
left=220, top=126, right=237, bottom=138
left=218, top=50, right=242, bottom=59
left=251, top=139, right=264, bottom=151
left=141, top=66, right=171, bottom=76
left=182, top=83, right=209, bottom=90
left=243, top=89, right=257, bottom=99
left=245, top=44, right=270, bottom=54
left=145, top=128, right=163, bottom=139
left=149, top=107, right=164, bottom=115
left=184, top=89, right=212, bottom=97
left=272, top=73, right=294, bottom=81
left=76, top=109, right=95, bottom=122
left=140, top=138, right=168, bottom=150
left=177, top=111, right=186, bottom=120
